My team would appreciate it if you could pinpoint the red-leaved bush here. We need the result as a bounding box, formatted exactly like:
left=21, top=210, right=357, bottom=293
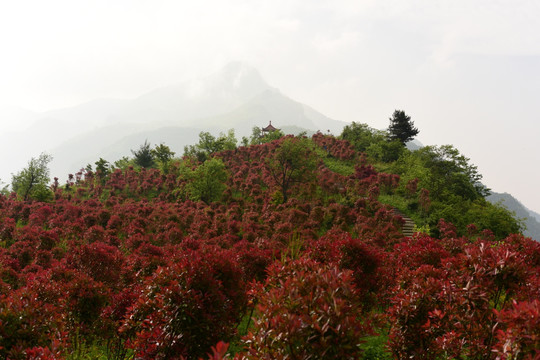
left=493, top=300, right=540, bottom=360
left=388, top=240, right=534, bottom=360
left=240, top=258, right=369, bottom=359
left=0, top=287, right=66, bottom=359
left=121, top=248, right=247, bottom=359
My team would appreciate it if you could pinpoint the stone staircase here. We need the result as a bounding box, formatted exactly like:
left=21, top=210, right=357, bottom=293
left=392, top=208, right=415, bottom=237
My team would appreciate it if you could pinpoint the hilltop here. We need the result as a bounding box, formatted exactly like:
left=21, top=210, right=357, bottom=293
left=1, top=127, right=538, bottom=359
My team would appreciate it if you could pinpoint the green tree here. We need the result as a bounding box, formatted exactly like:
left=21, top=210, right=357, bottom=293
left=468, top=200, right=523, bottom=238
left=266, top=137, right=318, bottom=203
left=250, top=126, right=263, bottom=145
left=182, top=158, right=228, bottom=203
left=113, top=156, right=132, bottom=170
left=262, top=129, right=285, bottom=143
left=367, top=139, right=405, bottom=163
left=415, top=145, right=488, bottom=201
left=0, top=180, right=8, bottom=196
left=152, top=143, right=175, bottom=173
left=387, top=144, right=518, bottom=238
left=11, top=153, right=53, bottom=201
left=184, top=130, right=237, bottom=162
left=388, top=110, right=419, bottom=144
left=132, top=140, right=155, bottom=168
left=95, top=158, right=111, bottom=177
left=340, top=121, right=407, bottom=163
left=340, top=122, right=385, bottom=153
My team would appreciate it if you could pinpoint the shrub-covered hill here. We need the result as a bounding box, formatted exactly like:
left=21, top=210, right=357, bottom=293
left=0, top=131, right=538, bottom=359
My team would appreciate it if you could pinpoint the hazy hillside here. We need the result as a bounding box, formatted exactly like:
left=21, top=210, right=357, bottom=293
left=487, top=192, right=540, bottom=241
left=0, top=62, right=348, bottom=184
left=196, top=88, right=347, bottom=137
left=529, top=209, right=540, bottom=223
left=0, top=106, right=38, bottom=132
left=58, top=126, right=207, bottom=173
left=49, top=123, right=156, bottom=176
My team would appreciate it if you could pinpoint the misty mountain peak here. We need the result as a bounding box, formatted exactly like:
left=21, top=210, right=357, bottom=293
left=206, top=61, right=271, bottom=97
left=130, top=61, right=271, bottom=121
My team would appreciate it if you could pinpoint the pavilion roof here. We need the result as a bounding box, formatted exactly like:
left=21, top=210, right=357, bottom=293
left=262, top=121, right=278, bottom=132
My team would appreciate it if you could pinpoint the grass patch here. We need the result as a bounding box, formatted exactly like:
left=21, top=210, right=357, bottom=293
left=228, top=309, right=256, bottom=355
left=323, top=157, right=355, bottom=176
left=360, top=335, right=392, bottom=360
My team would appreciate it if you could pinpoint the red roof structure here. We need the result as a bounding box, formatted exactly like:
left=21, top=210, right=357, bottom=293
left=262, top=121, right=278, bottom=133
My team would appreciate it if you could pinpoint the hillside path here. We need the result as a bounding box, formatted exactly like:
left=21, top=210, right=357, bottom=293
left=392, top=208, right=415, bottom=237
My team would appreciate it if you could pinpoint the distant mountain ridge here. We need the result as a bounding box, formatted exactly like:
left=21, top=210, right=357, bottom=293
left=0, top=62, right=348, bottom=184
left=195, top=88, right=346, bottom=134
left=529, top=209, right=540, bottom=223
left=487, top=192, right=540, bottom=241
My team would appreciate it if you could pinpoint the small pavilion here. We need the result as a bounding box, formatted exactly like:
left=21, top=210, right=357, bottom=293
left=261, top=121, right=279, bottom=136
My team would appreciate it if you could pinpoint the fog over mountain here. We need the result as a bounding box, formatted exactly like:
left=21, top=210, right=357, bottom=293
left=0, top=62, right=347, bottom=186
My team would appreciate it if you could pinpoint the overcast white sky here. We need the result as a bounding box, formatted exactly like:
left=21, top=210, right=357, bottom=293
left=1, top=0, right=539, bottom=212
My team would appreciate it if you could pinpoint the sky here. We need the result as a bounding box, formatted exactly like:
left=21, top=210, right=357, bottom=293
left=0, top=0, right=539, bottom=213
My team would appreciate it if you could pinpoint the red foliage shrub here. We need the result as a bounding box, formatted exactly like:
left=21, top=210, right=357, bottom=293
left=241, top=258, right=369, bottom=359
left=122, top=249, right=247, bottom=359
left=68, top=241, right=125, bottom=287
left=24, top=344, right=63, bottom=360
left=28, top=205, right=54, bottom=227
left=0, top=217, right=16, bottom=242
left=83, top=225, right=106, bottom=243
left=394, top=233, right=451, bottom=270
left=312, top=132, right=356, bottom=160
left=405, top=177, right=419, bottom=196
left=63, top=271, right=110, bottom=334
left=352, top=163, right=378, bottom=180
left=419, top=188, right=431, bottom=213
left=493, top=300, right=540, bottom=360
left=339, top=237, right=394, bottom=308
left=125, top=241, right=167, bottom=279
left=0, top=258, right=18, bottom=290
left=233, top=240, right=275, bottom=282
left=0, top=287, right=66, bottom=359
left=307, top=229, right=396, bottom=309
left=389, top=240, right=534, bottom=359
left=100, top=286, right=142, bottom=360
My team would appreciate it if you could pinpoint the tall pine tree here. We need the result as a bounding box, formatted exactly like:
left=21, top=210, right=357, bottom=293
left=388, top=110, right=419, bottom=144
left=132, top=140, right=155, bottom=168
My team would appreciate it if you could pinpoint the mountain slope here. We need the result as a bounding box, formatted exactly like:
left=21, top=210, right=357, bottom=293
left=57, top=126, right=205, bottom=174
left=41, top=63, right=346, bottom=179
left=196, top=89, right=347, bottom=137
left=110, top=61, right=273, bottom=127
left=487, top=192, right=540, bottom=241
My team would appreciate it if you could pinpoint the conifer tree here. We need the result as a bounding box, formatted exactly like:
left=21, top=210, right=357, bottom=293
left=388, top=110, right=419, bottom=144
left=132, top=140, right=155, bottom=168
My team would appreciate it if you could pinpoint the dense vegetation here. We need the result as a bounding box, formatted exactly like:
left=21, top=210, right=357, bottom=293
left=0, top=124, right=538, bottom=359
